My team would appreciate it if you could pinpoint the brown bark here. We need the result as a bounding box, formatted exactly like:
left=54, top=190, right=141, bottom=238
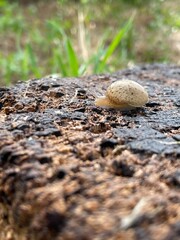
left=0, top=64, right=180, bottom=240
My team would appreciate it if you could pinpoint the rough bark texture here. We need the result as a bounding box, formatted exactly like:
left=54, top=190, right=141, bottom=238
left=0, top=64, right=180, bottom=240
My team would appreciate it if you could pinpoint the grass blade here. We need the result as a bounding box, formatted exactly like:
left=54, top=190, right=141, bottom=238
left=26, top=43, right=42, bottom=77
left=46, top=20, right=65, bottom=40
left=53, top=48, right=68, bottom=76
left=97, top=15, right=134, bottom=72
left=65, top=38, right=79, bottom=76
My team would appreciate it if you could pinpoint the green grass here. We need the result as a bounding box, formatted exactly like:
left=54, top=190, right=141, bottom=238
left=0, top=0, right=179, bottom=86
left=46, top=14, right=134, bottom=76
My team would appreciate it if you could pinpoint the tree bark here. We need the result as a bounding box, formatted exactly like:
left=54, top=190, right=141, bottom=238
left=0, top=64, right=180, bottom=240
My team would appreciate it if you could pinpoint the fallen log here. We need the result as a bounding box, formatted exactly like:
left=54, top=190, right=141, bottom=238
left=0, top=64, right=180, bottom=240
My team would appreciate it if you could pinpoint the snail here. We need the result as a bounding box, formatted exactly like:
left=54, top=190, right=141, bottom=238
left=95, top=79, right=149, bottom=110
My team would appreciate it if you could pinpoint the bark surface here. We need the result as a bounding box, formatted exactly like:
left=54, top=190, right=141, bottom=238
left=0, top=64, right=180, bottom=240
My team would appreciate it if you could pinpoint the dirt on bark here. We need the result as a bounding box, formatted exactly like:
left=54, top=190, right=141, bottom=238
left=0, top=64, right=180, bottom=240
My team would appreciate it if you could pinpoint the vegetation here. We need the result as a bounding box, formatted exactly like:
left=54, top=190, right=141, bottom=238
left=0, top=0, right=179, bottom=85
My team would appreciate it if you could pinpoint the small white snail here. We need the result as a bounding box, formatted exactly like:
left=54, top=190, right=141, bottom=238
left=95, top=79, right=149, bottom=110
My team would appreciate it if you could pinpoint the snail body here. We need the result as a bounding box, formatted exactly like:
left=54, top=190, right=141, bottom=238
left=95, top=80, right=149, bottom=110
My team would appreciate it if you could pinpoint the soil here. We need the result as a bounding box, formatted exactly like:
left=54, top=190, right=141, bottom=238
left=0, top=64, right=180, bottom=240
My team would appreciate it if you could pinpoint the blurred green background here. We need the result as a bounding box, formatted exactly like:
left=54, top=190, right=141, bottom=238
left=0, top=0, right=179, bottom=86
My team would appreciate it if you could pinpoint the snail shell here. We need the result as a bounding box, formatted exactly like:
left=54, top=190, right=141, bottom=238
left=95, top=79, right=149, bottom=109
